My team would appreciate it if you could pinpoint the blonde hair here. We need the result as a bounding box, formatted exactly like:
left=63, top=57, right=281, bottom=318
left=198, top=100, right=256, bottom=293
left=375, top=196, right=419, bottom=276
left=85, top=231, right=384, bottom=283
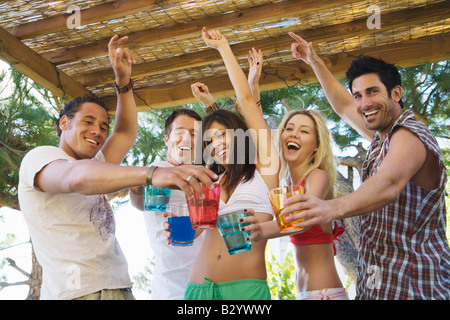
left=276, top=109, right=337, bottom=192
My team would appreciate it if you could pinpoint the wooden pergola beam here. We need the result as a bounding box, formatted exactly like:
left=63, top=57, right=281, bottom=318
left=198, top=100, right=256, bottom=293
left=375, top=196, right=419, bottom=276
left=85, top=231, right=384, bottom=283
left=0, top=26, right=91, bottom=101
left=100, top=33, right=450, bottom=112
left=6, top=0, right=185, bottom=40
left=42, top=0, right=359, bottom=65
left=75, top=1, right=450, bottom=87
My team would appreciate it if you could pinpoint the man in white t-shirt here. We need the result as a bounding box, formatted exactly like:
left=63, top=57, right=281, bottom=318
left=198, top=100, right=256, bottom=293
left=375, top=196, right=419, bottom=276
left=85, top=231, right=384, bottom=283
left=18, top=37, right=217, bottom=300
left=130, top=108, right=208, bottom=299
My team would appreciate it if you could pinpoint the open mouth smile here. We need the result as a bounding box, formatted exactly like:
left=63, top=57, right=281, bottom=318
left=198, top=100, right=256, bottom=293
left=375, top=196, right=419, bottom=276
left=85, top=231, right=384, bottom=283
left=286, top=142, right=300, bottom=151
left=217, top=149, right=226, bottom=157
left=179, top=146, right=191, bottom=152
left=363, top=109, right=379, bottom=118
left=85, top=137, right=99, bottom=146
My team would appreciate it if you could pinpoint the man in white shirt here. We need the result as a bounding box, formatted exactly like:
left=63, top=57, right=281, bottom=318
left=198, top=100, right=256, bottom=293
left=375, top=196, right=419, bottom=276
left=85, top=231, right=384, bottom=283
left=18, top=36, right=217, bottom=300
left=130, top=108, right=207, bottom=299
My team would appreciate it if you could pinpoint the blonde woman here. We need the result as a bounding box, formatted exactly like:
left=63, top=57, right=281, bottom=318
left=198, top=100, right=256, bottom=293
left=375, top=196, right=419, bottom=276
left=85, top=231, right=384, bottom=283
left=242, top=46, right=348, bottom=300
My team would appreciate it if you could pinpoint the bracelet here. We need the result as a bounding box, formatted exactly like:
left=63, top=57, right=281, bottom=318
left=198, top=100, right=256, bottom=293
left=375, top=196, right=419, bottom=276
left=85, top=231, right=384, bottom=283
left=145, top=165, right=158, bottom=185
left=210, top=102, right=220, bottom=111
left=256, top=100, right=261, bottom=106
left=206, top=102, right=220, bottom=114
left=114, top=78, right=134, bottom=94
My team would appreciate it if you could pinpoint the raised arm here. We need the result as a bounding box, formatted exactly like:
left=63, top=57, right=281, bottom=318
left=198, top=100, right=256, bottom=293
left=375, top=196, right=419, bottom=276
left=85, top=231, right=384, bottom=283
left=201, top=27, right=279, bottom=190
left=191, top=82, right=219, bottom=114
left=100, top=35, right=138, bottom=164
left=289, top=32, right=372, bottom=140
left=247, top=47, right=263, bottom=105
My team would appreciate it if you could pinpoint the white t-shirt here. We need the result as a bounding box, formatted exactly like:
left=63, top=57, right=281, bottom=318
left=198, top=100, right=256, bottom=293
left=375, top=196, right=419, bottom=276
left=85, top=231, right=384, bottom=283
left=143, top=160, right=205, bottom=300
left=218, top=170, right=274, bottom=217
left=18, top=146, right=131, bottom=300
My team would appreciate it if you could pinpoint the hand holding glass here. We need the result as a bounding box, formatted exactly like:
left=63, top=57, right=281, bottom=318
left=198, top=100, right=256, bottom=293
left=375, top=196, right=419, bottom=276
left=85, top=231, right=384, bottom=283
left=217, top=210, right=252, bottom=255
left=268, top=185, right=305, bottom=232
left=186, top=183, right=220, bottom=229
left=144, top=185, right=171, bottom=212
left=167, top=204, right=196, bottom=246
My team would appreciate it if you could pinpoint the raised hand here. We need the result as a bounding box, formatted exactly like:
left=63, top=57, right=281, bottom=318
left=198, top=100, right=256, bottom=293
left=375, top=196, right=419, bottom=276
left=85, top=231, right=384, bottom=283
left=108, top=35, right=136, bottom=86
left=247, top=48, right=263, bottom=89
left=288, top=32, right=319, bottom=65
left=191, top=82, right=215, bottom=108
left=201, top=27, right=229, bottom=50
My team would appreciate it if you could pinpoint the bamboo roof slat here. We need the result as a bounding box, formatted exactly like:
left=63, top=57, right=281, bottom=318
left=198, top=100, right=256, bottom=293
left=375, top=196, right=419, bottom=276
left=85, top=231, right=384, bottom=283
left=0, top=0, right=448, bottom=111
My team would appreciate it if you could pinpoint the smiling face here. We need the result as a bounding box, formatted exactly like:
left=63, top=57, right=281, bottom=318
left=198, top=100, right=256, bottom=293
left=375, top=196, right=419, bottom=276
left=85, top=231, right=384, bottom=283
left=281, top=113, right=318, bottom=167
left=351, top=73, right=402, bottom=139
left=165, top=115, right=198, bottom=165
left=59, top=102, right=109, bottom=159
left=204, top=121, right=233, bottom=169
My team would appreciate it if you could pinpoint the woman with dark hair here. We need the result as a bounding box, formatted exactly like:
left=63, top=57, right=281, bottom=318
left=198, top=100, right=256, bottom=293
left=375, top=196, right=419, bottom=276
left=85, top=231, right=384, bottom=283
left=183, top=108, right=274, bottom=300
left=180, top=27, right=280, bottom=300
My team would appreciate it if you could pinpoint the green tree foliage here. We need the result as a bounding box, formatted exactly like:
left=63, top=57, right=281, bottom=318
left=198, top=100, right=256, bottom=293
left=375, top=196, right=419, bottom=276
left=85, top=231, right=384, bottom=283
left=401, top=61, right=449, bottom=139
left=125, top=103, right=206, bottom=166
left=265, top=247, right=296, bottom=300
left=259, top=79, right=361, bottom=147
left=0, top=68, right=58, bottom=209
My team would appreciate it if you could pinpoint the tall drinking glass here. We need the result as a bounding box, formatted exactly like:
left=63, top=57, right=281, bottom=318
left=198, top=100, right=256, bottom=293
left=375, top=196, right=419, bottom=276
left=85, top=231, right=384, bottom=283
left=217, top=210, right=252, bottom=255
left=268, top=185, right=305, bottom=232
left=144, top=185, right=171, bottom=212
left=167, top=204, right=196, bottom=246
left=186, top=183, right=220, bottom=229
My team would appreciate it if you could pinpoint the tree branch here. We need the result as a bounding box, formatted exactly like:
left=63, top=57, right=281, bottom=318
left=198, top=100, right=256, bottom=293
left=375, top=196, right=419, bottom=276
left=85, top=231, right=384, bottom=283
left=0, top=280, right=30, bottom=287
left=5, top=258, right=31, bottom=278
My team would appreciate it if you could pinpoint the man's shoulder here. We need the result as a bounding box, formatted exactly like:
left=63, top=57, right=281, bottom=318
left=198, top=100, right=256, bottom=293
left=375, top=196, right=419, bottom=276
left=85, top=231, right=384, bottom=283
left=23, top=146, right=65, bottom=162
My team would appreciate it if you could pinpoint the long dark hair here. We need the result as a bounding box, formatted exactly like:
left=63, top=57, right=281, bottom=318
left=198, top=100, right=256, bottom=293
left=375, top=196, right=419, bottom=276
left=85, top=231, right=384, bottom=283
left=202, top=110, right=256, bottom=195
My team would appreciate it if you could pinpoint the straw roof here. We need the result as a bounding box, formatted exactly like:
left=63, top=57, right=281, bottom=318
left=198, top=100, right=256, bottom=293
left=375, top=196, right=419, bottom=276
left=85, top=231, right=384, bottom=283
left=0, top=0, right=449, bottom=112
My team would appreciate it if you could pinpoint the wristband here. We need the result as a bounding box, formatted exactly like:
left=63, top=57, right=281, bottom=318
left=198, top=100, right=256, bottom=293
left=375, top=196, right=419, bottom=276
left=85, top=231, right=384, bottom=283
left=114, top=78, right=134, bottom=94
left=146, top=165, right=158, bottom=185
left=206, top=102, right=220, bottom=114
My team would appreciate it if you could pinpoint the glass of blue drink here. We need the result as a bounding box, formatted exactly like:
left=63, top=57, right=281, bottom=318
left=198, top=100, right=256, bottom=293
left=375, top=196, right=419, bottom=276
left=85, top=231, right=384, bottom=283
left=167, top=204, right=196, bottom=246
left=217, top=210, right=252, bottom=255
left=144, top=185, right=171, bottom=212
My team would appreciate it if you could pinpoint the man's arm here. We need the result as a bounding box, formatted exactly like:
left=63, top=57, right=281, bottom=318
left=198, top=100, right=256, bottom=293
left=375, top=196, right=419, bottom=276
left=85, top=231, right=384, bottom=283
left=35, top=159, right=218, bottom=198
left=100, top=35, right=138, bottom=164
left=289, top=32, right=373, bottom=140
left=282, top=128, right=428, bottom=226
left=129, top=186, right=144, bottom=210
